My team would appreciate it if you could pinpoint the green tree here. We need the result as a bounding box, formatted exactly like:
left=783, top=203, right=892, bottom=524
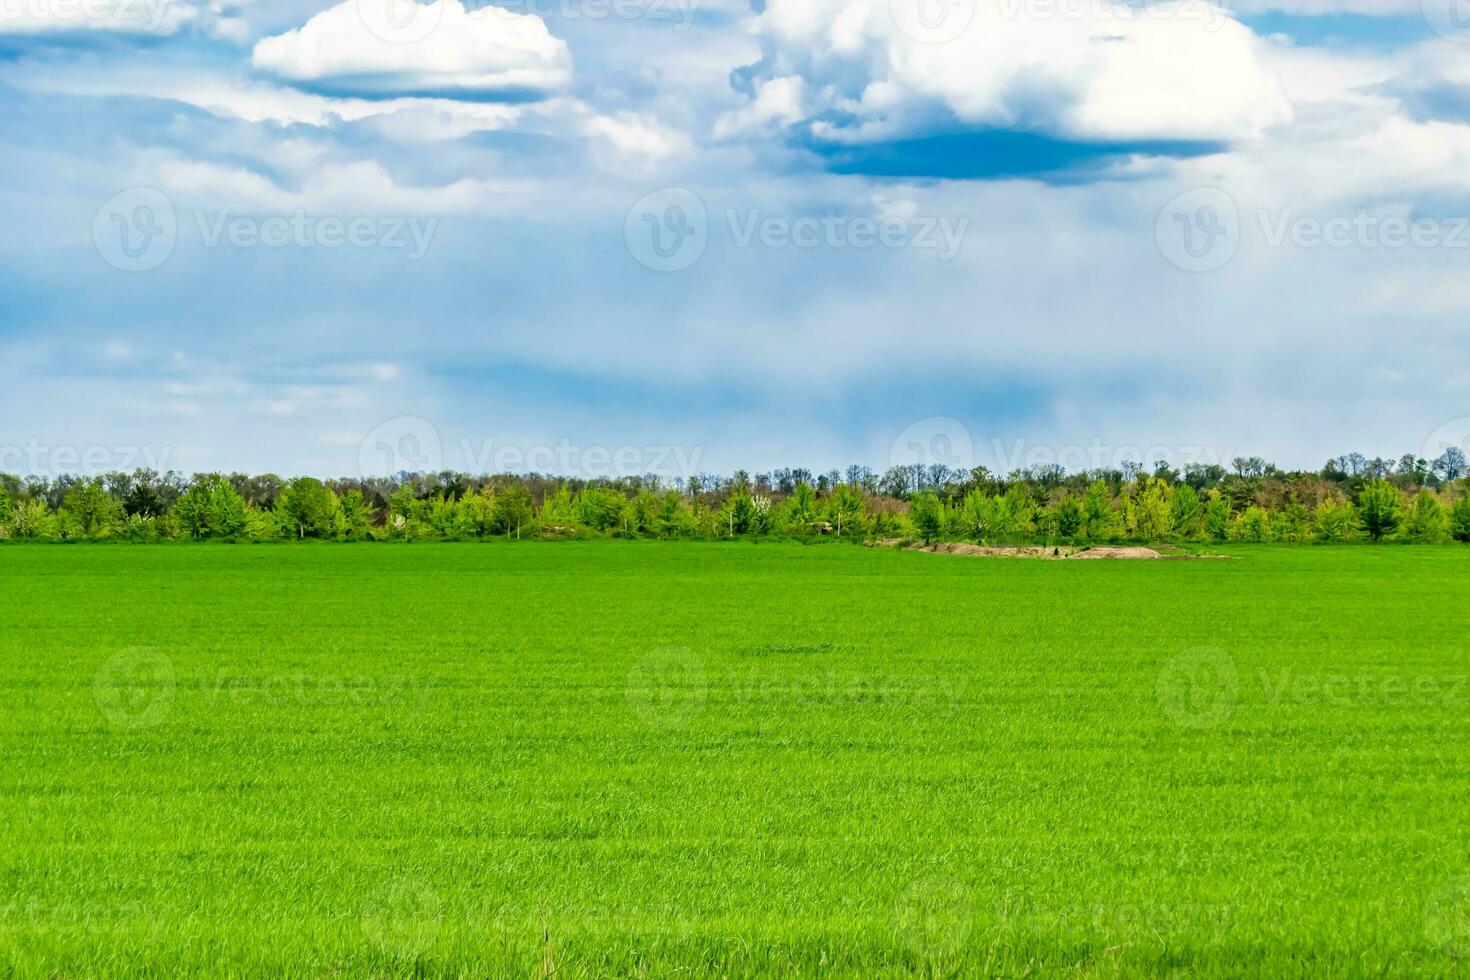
left=999, top=484, right=1035, bottom=539
left=726, top=491, right=757, bottom=536
left=1405, top=491, right=1447, bottom=543
left=1313, top=498, right=1355, bottom=542
left=1132, top=477, right=1172, bottom=541
left=1081, top=480, right=1118, bottom=541
left=1205, top=492, right=1232, bottom=542
left=1169, top=484, right=1203, bottom=539
left=209, top=479, right=248, bottom=538
left=909, top=491, right=943, bottom=544
left=173, top=476, right=247, bottom=540
left=60, top=480, right=121, bottom=537
left=1235, top=505, right=1272, bottom=542
left=1451, top=494, right=1470, bottom=543
left=1356, top=480, right=1402, bottom=542
left=494, top=485, right=533, bottom=538
left=173, top=483, right=211, bottom=540
left=388, top=484, right=420, bottom=522
left=277, top=477, right=338, bottom=539
left=7, top=498, right=56, bottom=539
left=338, top=489, right=375, bottom=538
left=656, top=490, right=688, bottom=538
left=825, top=484, right=866, bottom=537
left=787, top=482, right=819, bottom=528
left=958, top=489, right=994, bottom=540
left=1053, top=495, right=1083, bottom=539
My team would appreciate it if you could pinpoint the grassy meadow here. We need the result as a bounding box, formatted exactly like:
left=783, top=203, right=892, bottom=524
left=1, top=542, right=1468, bottom=976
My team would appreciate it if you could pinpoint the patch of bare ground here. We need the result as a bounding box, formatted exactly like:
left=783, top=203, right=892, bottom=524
left=1069, top=546, right=1163, bottom=559
left=867, top=540, right=1231, bottom=560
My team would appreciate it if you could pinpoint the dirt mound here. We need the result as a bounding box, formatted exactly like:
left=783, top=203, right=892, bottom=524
left=1070, top=546, right=1163, bottom=560
left=930, top=543, right=1074, bottom=558
left=867, top=540, right=1219, bottom=560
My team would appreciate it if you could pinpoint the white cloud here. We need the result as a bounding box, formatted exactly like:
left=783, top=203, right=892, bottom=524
left=251, top=0, right=571, bottom=98
left=713, top=75, right=807, bottom=140
left=736, top=0, right=1292, bottom=144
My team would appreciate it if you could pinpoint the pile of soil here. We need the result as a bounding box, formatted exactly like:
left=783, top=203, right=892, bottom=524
left=868, top=540, right=1217, bottom=560
left=1069, top=546, right=1163, bottom=560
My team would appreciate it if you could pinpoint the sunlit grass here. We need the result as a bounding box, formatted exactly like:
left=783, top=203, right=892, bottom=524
left=1, top=542, right=1467, bottom=976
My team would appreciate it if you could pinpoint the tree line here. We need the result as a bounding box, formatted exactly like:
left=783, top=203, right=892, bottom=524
left=0, top=448, right=1468, bottom=544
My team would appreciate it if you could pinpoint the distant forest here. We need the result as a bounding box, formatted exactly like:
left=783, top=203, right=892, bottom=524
left=1, top=449, right=1467, bottom=544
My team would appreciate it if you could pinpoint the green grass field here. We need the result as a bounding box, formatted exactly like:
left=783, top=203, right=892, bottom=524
left=2, top=542, right=1468, bottom=977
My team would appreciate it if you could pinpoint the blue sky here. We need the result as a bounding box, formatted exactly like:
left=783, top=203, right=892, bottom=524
left=3, top=0, right=1470, bottom=480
